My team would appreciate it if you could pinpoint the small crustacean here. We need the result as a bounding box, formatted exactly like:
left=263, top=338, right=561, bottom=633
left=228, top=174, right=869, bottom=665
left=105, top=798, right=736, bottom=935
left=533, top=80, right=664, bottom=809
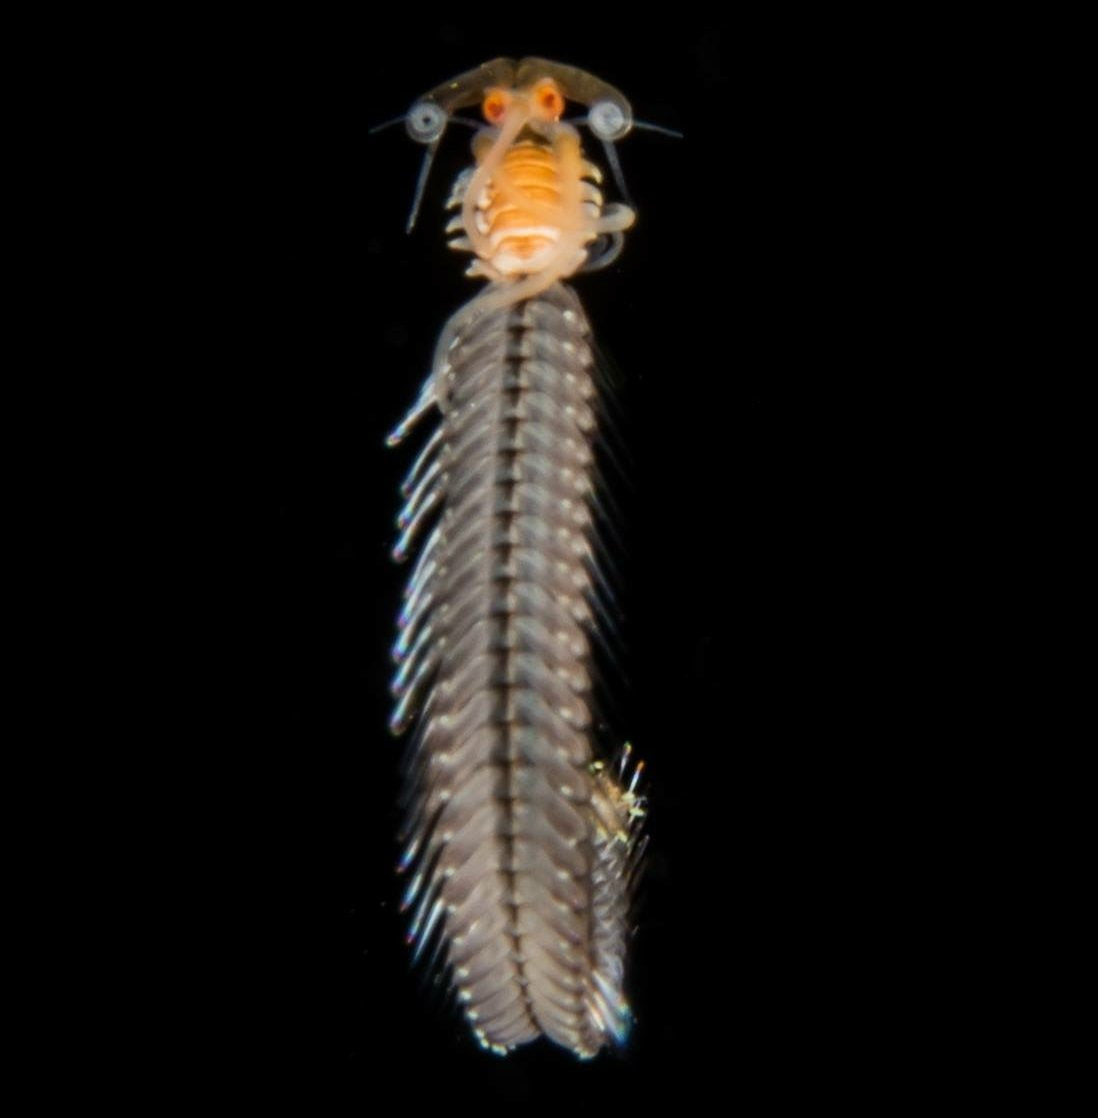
left=381, top=58, right=650, bottom=1058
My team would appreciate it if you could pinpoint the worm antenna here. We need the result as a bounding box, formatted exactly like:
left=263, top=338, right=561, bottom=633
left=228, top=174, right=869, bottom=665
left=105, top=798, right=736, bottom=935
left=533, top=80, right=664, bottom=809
left=600, top=139, right=633, bottom=210
left=368, top=114, right=405, bottom=135
left=633, top=119, right=684, bottom=139
left=405, top=141, right=440, bottom=235
left=403, top=100, right=449, bottom=234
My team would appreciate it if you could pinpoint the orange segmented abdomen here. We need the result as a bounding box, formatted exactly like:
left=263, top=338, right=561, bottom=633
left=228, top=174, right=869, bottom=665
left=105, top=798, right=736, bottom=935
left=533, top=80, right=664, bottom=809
left=478, top=141, right=571, bottom=276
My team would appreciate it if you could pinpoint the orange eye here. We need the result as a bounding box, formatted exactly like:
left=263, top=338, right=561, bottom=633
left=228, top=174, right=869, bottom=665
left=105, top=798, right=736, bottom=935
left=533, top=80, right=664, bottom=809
left=482, top=89, right=510, bottom=124
left=531, top=79, right=565, bottom=121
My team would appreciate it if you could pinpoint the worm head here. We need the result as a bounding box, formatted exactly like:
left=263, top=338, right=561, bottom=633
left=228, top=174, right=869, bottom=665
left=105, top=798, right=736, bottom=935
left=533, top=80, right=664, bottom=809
left=397, top=58, right=638, bottom=233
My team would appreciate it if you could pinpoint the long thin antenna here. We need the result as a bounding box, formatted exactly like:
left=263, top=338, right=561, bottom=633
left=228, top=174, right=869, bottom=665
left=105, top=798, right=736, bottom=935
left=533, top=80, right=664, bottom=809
left=601, top=139, right=633, bottom=208
left=406, top=141, right=439, bottom=234
left=633, top=119, right=683, bottom=139
left=368, top=115, right=404, bottom=135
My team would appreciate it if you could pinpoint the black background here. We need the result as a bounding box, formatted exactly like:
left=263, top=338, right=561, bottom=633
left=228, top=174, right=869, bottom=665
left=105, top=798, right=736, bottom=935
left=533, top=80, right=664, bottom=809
left=167, top=12, right=956, bottom=1109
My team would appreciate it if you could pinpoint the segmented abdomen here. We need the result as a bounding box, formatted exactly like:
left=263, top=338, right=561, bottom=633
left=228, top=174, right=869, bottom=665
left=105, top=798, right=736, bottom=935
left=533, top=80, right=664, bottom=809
left=391, top=283, right=636, bottom=1057
left=475, top=141, right=596, bottom=274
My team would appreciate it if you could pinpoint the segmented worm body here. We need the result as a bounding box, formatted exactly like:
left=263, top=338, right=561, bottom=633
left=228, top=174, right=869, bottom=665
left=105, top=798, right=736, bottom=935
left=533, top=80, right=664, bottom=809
left=386, top=59, right=645, bottom=1058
